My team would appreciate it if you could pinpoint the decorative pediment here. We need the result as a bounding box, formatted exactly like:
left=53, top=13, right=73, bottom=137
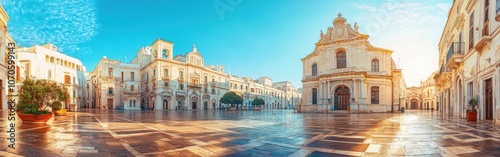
left=159, top=90, right=173, bottom=96
left=317, top=13, right=366, bottom=45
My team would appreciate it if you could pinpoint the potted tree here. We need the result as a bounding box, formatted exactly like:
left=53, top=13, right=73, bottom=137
left=52, top=101, right=66, bottom=116
left=220, top=92, right=242, bottom=111
left=17, top=79, right=54, bottom=123
left=466, top=98, right=478, bottom=121
left=52, top=84, right=70, bottom=116
left=252, top=98, right=264, bottom=110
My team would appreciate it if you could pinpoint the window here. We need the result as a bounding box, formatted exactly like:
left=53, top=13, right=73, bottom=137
left=212, top=89, right=215, bottom=94
left=371, top=59, right=379, bottom=72
left=109, top=88, right=113, bottom=94
left=64, top=74, right=71, bottom=84
left=153, top=69, right=156, bottom=76
left=50, top=57, right=54, bottom=63
left=48, top=70, right=52, bottom=80
left=133, top=100, right=136, bottom=107
left=312, top=63, right=318, bottom=76
left=164, top=82, right=169, bottom=87
left=131, top=72, right=135, bottom=81
left=204, top=76, right=207, bottom=84
left=483, top=0, right=490, bottom=36
left=312, top=88, right=317, bottom=104
left=180, top=84, right=184, bottom=90
left=121, top=72, right=124, bottom=82
left=337, top=51, right=346, bottom=68
left=469, top=12, right=474, bottom=51
left=497, top=0, right=500, bottom=20
left=164, top=68, right=168, bottom=77
left=246, top=86, right=248, bottom=90
left=251, top=88, right=255, bottom=92
left=108, top=68, right=113, bottom=76
left=162, top=49, right=167, bottom=59
left=130, top=85, right=135, bottom=91
left=179, top=70, right=183, bottom=79
left=240, top=85, right=243, bottom=89
left=371, top=86, right=379, bottom=104
left=129, top=100, right=132, bottom=107
left=204, top=88, right=208, bottom=93
left=467, top=82, right=473, bottom=99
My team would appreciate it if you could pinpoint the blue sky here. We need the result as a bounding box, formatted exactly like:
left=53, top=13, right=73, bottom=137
left=2, top=0, right=452, bottom=88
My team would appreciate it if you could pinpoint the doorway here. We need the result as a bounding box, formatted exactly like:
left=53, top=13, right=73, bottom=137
left=411, top=99, right=418, bottom=109
left=485, top=79, right=493, bottom=120
left=107, top=99, right=113, bottom=109
left=192, top=102, right=197, bottom=110
left=204, top=101, right=208, bottom=110
left=163, top=99, right=168, bottom=110
left=334, top=86, right=350, bottom=110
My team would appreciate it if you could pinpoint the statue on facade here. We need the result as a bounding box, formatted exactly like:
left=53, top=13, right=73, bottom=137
left=320, top=30, right=324, bottom=38
left=354, top=22, right=359, bottom=32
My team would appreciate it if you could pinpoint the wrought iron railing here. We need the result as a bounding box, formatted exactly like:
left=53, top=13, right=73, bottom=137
left=446, top=42, right=465, bottom=62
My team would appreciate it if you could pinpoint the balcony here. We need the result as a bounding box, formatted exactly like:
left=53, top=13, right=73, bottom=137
left=436, top=64, right=451, bottom=87
left=326, top=67, right=364, bottom=74
left=445, top=42, right=465, bottom=69
left=188, top=83, right=202, bottom=89
left=162, top=76, right=170, bottom=80
left=473, top=24, right=492, bottom=51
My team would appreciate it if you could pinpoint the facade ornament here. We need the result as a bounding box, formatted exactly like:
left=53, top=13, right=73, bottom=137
left=320, top=30, right=324, bottom=38
left=354, top=22, right=359, bottom=32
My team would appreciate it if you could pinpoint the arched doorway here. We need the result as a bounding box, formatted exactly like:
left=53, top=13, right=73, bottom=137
left=204, top=101, right=208, bottom=110
left=411, top=99, right=418, bottom=109
left=163, top=99, right=168, bottom=110
left=334, top=86, right=350, bottom=110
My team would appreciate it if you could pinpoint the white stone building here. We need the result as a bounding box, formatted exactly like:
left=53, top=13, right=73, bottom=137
left=436, top=0, right=500, bottom=121
left=0, top=5, right=15, bottom=111
left=89, top=38, right=301, bottom=110
left=300, top=14, right=405, bottom=113
left=16, top=44, right=87, bottom=109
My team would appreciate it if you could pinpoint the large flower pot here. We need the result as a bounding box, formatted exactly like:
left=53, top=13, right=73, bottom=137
left=466, top=111, right=477, bottom=122
left=254, top=107, right=262, bottom=111
left=53, top=109, right=67, bottom=116
left=18, top=113, right=53, bottom=123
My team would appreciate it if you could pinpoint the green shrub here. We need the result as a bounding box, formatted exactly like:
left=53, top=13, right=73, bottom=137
left=22, top=106, right=51, bottom=114
left=52, top=101, right=62, bottom=111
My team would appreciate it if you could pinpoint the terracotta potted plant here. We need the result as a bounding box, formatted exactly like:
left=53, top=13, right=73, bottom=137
left=466, top=98, right=478, bottom=121
left=17, top=79, right=54, bottom=123
left=52, top=101, right=67, bottom=116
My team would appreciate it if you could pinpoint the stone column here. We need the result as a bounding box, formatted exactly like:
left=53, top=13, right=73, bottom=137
left=318, top=81, right=323, bottom=104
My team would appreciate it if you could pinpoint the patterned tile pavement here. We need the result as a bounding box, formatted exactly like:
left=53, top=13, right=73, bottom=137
left=1, top=109, right=499, bottom=157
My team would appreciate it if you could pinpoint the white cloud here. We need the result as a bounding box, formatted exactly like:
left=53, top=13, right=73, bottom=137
left=1, top=0, right=99, bottom=56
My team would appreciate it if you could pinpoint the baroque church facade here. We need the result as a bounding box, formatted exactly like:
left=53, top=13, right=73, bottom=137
left=300, top=14, right=405, bottom=113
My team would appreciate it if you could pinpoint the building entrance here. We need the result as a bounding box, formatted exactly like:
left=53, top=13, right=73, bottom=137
left=411, top=99, right=418, bottom=109
left=334, top=86, right=350, bottom=110
left=485, top=79, right=493, bottom=120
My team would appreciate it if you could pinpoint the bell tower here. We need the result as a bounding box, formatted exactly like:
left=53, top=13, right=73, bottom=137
left=152, top=38, right=174, bottom=60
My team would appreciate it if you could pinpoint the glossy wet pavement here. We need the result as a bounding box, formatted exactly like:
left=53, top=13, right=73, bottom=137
left=1, top=109, right=499, bottom=157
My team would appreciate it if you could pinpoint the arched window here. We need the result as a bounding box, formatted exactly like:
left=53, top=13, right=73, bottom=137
left=130, top=85, right=135, bottom=91
left=312, top=88, right=318, bottom=104
left=371, top=86, right=379, bottom=104
left=371, top=59, right=379, bottom=72
left=133, top=100, right=136, bottom=107
left=312, top=63, right=317, bottom=76
left=162, top=49, right=168, bottom=59
left=129, top=100, right=132, bottom=107
left=50, top=57, right=54, bottom=63
left=337, top=51, right=346, bottom=68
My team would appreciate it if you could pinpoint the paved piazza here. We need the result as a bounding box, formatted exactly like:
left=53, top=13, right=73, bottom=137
left=1, top=109, right=499, bottom=157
